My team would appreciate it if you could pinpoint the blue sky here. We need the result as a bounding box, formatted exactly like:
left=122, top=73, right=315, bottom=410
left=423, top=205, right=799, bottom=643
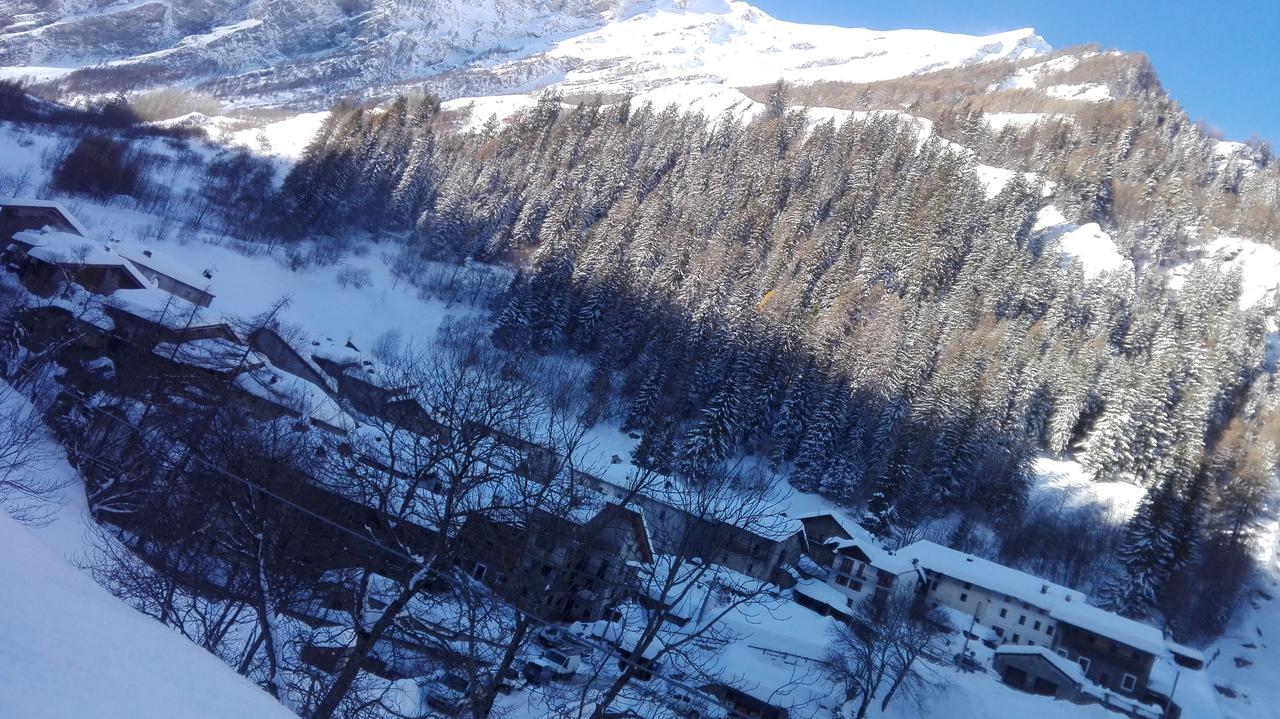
left=752, top=0, right=1280, bottom=143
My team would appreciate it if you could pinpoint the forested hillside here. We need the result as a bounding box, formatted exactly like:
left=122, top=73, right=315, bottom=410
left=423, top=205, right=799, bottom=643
left=275, top=51, right=1278, bottom=640
left=2, top=6, right=1279, bottom=716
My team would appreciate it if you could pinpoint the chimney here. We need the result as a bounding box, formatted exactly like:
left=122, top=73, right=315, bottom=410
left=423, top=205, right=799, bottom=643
left=142, top=249, right=153, bottom=258
left=202, top=269, right=212, bottom=279
left=1041, top=584, right=1048, bottom=594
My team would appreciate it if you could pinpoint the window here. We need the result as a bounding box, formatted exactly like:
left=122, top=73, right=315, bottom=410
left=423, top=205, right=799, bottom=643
left=840, top=558, right=854, bottom=573
left=999, top=608, right=1008, bottom=618
left=1047, top=625, right=1055, bottom=637
left=1018, top=615, right=1026, bottom=625
left=1078, top=657, right=1091, bottom=673
left=1121, top=674, right=1137, bottom=692
left=472, top=563, right=487, bottom=580
left=1012, top=634, right=1021, bottom=644
left=850, top=580, right=864, bottom=592
left=930, top=580, right=939, bottom=591
left=959, top=593, right=968, bottom=603
left=993, top=627, right=1005, bottom=638
left=963, top=581, right=972, bottom=590
left=836, top=575, right=850, bottom=587
left=1033, top=621, right=1042, bottom=631
left=1056, top=648, right=1069, bottom=658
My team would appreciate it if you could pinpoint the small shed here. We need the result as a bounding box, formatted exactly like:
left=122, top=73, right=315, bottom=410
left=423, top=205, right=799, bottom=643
left=994, top=645, right=1090, bottom=702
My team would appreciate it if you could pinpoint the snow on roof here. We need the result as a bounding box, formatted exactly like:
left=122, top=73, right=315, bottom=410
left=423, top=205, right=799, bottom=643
left=641, top=557, right=766, bottom=624
left=706, top=596, right=841, bottom=711
left=603, top=471, right=803, bottom=543
left=0, top=197, right=91, bottom=237
left=235, top=362, right=352, bottom=432
left=793, top=578, right=853, bottom=616
left=152, top=338, right=257, bottom=373
left=828, top=535, right=917, bottom=575
left=15, top=229, right=148, bottom=287
left=791, top=509, right=869, bottom=541
left=1166, top=640, right=1205, bottom=663
left=310, top=336, right=365, bottom=367
left=796, top=553, right=828, bottom=579
left=116, top=243, right=214, bottom=295
left=901, top=540, right=1087, bottom=609
left=105, top=288, right=227, bottom=330
left=1049, top=601, right=1167, bottom=656
left=996, top=645, right=1086, bottom=685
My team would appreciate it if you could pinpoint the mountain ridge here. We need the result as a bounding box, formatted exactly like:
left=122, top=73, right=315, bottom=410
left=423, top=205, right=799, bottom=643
left=0, top=0, right=1049, bottom=108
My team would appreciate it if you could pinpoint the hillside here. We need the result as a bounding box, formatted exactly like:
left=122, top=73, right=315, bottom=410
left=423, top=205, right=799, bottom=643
left=0, top=390, right=296, bottom=719
left=0, top=2, right=1277, bottom=719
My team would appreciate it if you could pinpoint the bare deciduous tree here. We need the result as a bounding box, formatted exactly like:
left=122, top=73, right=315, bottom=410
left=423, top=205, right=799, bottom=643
left=823, top=593, right=950, bottom=719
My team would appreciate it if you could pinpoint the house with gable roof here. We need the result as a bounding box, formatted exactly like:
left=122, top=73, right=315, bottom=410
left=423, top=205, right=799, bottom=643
left=791, top=510, right=921, bottom=620
left=0, top=198, right=91, bottom=239
left=7, top=229, right=151, bottom=298
left=116, top=244, right=215, bottom=307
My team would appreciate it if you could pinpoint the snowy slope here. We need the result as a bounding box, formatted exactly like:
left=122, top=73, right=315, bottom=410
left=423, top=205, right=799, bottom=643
left=1184, top=237, right=1280, bottom=310
left=1030, top=456, right=1145, bottom=520
left=1034, top=205, right=1133, bottom=280
left=0, top=0, right=1048, bottom=108
left=0, top=511, right=298, bottom=719
left=505, top=0, right=1047, bottom=96
left=1203, top=513, right=1280, bottom=719
left=0, top=382, right=294, bottom=718
left=0, top=509, right=294, bottom=719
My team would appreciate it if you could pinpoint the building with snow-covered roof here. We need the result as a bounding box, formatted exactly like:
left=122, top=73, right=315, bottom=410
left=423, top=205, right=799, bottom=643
left=903, top=540, right=1085, bottom=650
left=790, top=510, right=922, bottom=620
left=575, top=470, right=807, bottom=589
left=891, top=540, right=1192, bottom=711
left=1048, top=600, right=1176, bottom=703
left=102, top=288, right=237, bottom=346
left=454, top=488, right=654, bottom=623
left=822, top=535, right=921, bottom=619
left=790, top=509, right=868, bottom=566
left=7, top=229, right=150, bottom=297
left=248, top=326, right=337, bottom=393
left=0, top=197, right=90, bottom=239
left=115, top=244, right=216, bottom=307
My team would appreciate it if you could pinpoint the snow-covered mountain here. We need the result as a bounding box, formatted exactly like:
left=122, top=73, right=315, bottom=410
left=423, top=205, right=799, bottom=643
left=0, top=0, right=1048, bottom=107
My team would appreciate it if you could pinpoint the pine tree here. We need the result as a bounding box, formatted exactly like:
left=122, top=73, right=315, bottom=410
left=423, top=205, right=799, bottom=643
left=677, top=382, right=741, bottom=478
left=1101, top=476, right=1181, bottom=618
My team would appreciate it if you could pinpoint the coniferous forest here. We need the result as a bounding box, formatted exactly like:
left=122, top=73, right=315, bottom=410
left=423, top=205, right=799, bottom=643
left=276, top=79, right=1279, bottom=639
left=7, top=4, right=1280, bottom=714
